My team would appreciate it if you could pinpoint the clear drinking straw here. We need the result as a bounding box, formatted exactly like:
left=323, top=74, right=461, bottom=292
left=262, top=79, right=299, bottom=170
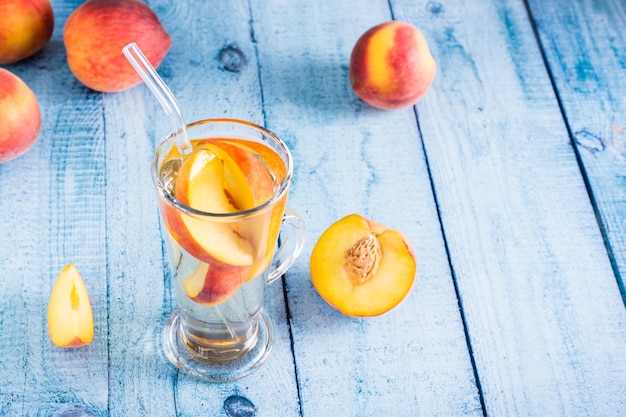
left=122, top=42, right=193, bottom=155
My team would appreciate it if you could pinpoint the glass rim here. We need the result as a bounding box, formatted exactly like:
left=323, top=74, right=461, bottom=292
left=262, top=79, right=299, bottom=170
left=151, top=118, right=294, bottom=218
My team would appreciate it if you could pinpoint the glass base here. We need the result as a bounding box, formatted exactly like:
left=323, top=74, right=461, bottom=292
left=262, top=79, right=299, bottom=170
left=162, top=309, right=274, bottom=382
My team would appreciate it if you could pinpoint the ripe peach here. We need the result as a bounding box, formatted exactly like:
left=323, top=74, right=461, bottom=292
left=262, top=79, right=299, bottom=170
left=0, top=68, right=42, bottom=163
left=349, top=21, right=436, bottom=110
left=48, top=264, right=94, bottom=347
left=63, top=0, right=171, bottom=92
left=0, top=0, right=54, bottom=64
left=310, top=214, right=417, bottom=317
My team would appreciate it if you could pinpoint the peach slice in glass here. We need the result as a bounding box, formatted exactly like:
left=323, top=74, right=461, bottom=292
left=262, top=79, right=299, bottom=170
left=214, top=138, right=287, bottom=185
left=47, top=264, right=94, bottom=347
left=195, top=139, right=283, bottom=280
left=244, top=194, right=287, bottom=281
left=201, top=143, right=256, bottom=211
left=172, top=149, right=254, bottom=267
left=183, top=261, right=248, bottom=306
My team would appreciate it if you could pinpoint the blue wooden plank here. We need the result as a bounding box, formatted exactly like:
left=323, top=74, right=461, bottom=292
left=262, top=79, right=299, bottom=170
left=527, top=0, right=626, bottom=302
left=403, top=0, right=626, bottom=415
left=103, top=89, right=177, bottom=415
left=0, top=1, right=109, bottom=414
left=3, top=0, right=623, bottom=415
left=249, top=0, right=484, bottom=416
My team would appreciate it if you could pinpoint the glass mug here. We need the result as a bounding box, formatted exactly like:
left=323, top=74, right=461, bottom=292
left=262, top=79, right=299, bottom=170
left=151, top=119, right=305, bottom=382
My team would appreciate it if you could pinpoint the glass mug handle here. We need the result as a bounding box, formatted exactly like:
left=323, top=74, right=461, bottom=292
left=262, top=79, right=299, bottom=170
left=267, top=208, right=306, bottom=284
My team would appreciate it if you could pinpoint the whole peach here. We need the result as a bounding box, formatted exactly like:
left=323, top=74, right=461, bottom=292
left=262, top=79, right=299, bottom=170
left=63, top=0, right=171, bottom=92
left=0, top=0, right=54, bottom=64
left=0, top=69, right=42, bottom=163
left=349, top=21, right=436, bottom=110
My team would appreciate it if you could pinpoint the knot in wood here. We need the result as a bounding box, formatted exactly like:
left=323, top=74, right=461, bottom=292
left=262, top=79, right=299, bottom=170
left=219, top=45, right=247, bottom=73
left=344, top=233, right=382, bottom=284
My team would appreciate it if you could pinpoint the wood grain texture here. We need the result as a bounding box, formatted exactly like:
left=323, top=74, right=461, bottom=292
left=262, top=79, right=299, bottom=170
left=406, top=0, right=626, bottom=415
left=249, top=0, right=483, bottom=415
left=0, top=2, right=109, bottom=415
left=1, top=0, right=625, bottom=416
left=527, top=0, right=626, bottom=301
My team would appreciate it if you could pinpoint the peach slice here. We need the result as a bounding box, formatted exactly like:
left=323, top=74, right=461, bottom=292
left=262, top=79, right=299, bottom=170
left=213, top=140, right=288, bottom=281
left=310, top=214, right=417, bottom=317
left=244, top=194, right=287, bottom=281
left=202, top=143, right=256, bottom=210
left=183, top=262, right=247, bottom=305
left=210, top=139, right=285, bottom=281
left=171, top=149, right=254, bottom=267
left=210, top=140, right=276, bottom=253
left=191, top=139, right=285, bottom=281
left=215, top=138, right=287, bottom=185
left=210, top=140, right=278, bottom=205
left=47, top=264, right=94, bottom=347
left=182, top=262, right=208, bottom=298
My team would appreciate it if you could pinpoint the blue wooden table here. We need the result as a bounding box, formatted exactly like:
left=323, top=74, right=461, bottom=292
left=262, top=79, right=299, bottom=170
left=1, top=0, right=625, bottom=416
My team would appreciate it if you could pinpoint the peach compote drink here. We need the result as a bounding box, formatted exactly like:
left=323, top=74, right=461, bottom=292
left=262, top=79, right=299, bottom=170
left=154, top=123, right=289, bottom=361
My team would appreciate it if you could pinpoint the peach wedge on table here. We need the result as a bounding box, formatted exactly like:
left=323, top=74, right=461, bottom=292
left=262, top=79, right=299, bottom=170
left=310, top=214, right=417, bottom=317
left=47, top=264, right=94, bottom=347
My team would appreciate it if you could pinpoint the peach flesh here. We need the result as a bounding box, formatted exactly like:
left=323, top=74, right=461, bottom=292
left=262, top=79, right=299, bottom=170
left=47, top=264, right=94, bottom=347
left=310, top=214, right=417, bottom=317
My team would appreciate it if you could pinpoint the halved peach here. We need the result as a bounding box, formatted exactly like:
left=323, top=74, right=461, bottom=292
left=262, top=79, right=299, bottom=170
left=47, top=264, right=94, bottom=347
left=310, top=214, right=417, bottom=317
